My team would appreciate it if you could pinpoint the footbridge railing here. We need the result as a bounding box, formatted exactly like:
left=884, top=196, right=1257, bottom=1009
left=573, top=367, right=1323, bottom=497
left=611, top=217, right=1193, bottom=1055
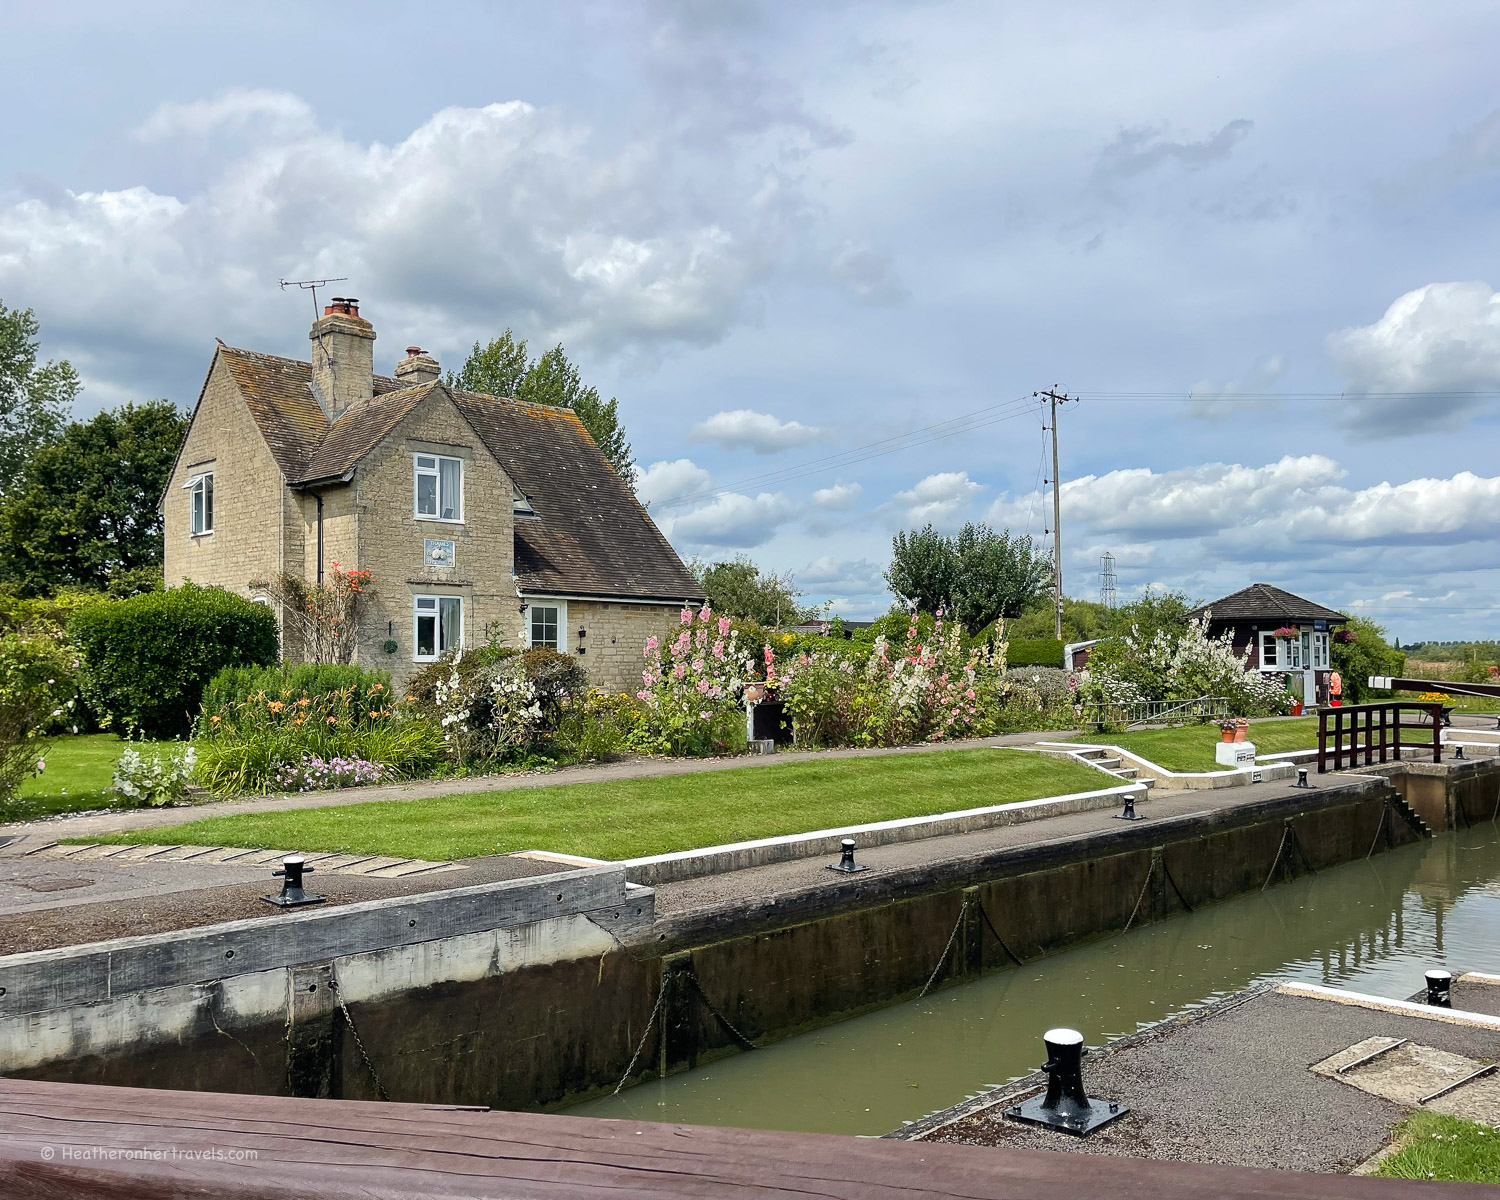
left=1318, top=701, right=1442, bottom=773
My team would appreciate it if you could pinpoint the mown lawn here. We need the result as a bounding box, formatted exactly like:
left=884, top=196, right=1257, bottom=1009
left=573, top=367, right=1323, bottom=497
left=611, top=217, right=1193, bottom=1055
left=79, top=748, right=1112, bottom=862
left=1064, top=718, right=1319, bottom=773
left=16, top=734, right=162, bottom=818
left=1374, top=1112, right=1500, bottom=1183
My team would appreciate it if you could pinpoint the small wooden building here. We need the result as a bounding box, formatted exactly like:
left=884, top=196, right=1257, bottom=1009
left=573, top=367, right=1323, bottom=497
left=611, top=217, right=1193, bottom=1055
left=1189, top=583, right=1348, bottom=707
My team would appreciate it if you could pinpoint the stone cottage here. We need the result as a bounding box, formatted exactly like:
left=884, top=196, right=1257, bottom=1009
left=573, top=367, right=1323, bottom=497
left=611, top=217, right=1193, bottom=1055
left=161, top=299, right=702, bottom=691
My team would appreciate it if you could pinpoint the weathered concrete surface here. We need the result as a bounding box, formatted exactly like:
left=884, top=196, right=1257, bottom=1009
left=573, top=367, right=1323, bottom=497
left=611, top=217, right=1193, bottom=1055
left=0, top=766, right=1462, bottom=1114
left=1356, top=754, right=1500, bottom=832
left=907, top=988, right=1500, bottom=1174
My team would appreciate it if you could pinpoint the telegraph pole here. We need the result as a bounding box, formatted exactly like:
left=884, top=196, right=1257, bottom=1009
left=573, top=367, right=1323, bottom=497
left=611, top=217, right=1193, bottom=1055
left=1036, top=389, right=1076, bottom=639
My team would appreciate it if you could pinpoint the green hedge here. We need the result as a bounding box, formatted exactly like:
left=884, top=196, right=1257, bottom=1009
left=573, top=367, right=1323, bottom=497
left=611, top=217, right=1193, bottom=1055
left=1008, top=637, right=1066, bottom=668
left=71, top=583, right=278, bottom=739
left=202, top=662, right=391, bottom=721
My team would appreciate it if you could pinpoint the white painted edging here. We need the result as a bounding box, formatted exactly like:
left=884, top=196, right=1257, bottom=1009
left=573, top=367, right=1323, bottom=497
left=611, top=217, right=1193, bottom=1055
left=1276, top=981, right=1500, bottom=1031
left=1038, top=741, right=1296, bottom=790
left=620, top=781, right=1145, bottom=886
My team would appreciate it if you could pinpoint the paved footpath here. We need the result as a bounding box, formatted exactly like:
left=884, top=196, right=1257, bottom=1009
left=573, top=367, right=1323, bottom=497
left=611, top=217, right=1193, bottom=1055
left=2, top=729, right=1065, bottom=842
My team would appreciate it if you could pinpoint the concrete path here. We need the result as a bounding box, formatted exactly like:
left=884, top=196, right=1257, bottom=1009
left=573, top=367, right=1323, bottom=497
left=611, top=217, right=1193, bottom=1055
left=2, top=729, right=1067, bottom=842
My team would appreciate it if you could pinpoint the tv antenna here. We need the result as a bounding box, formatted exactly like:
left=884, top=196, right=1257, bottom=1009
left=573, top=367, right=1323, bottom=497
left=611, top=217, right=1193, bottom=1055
left=279, top=277, right=348, bottom=318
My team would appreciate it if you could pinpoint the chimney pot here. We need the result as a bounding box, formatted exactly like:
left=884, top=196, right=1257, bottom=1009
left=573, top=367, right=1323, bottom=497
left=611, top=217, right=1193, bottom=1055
left=394, top=344, right=441, bottom=388
left=309, top=300, right=376, bottom=418
left=406, top=346, right=424, bottom=357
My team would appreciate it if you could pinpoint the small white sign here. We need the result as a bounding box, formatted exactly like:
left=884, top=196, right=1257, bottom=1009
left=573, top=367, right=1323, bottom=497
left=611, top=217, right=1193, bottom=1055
left=1215, top=740, right=1257, bottom=769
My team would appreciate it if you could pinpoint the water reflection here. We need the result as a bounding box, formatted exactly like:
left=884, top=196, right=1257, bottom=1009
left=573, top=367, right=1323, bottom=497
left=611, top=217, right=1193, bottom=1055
left=568, top=823, right=1500, bottom=1136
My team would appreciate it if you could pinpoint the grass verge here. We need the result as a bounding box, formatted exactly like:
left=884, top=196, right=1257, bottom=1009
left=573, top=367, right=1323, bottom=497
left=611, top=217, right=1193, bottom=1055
left=1374, top=1112, right=1500, bottom=1183
left=78, top=748, right=1112, bottom=862
left=1063, top=718, right=1319, bottom=773
left=16, top=734, right=151, bottom=818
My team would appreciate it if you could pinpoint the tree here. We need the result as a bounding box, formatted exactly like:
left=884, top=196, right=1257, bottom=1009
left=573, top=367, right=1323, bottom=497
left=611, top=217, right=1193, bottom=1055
left=1332, top=615, right=1406, bottom=703
left=450, top=333, right=636, bottom=485
left=885, top=522, right=1050, bottom=630
left=0, top=400, right=186, bottom=596
left=0, top=301, right=80, bottom=498
left=693, top=557, right=821, bottom=627
left=1107, top=587, right=1195, bottom=642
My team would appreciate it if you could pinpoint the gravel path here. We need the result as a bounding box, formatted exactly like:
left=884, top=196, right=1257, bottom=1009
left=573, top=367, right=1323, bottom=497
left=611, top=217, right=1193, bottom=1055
left=919, top=989, right=1500, bottom=1173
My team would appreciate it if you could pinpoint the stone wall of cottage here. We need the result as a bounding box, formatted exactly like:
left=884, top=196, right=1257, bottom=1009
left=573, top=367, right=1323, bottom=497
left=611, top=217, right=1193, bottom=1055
left=564, top=599, right=687, bottom=694
left=349, top=397, right=517, bottom=691
left=163, top=354, right=295, bottom=613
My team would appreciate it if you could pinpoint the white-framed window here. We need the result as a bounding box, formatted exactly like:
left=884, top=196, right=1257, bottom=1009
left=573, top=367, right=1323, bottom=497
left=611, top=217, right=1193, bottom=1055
left=184, top=472, right=214, bottom=536
left=414, top=454, right=462, bottom=522
left=1283, top=633, right=1303, bottom=670
left=526, top=600, right=567, bottom=651
left=413, top=594, right=462, bottom=660
left=1259, top=631, right=1278, bottom=668
left=1311, top=631, right=1331, bottom=670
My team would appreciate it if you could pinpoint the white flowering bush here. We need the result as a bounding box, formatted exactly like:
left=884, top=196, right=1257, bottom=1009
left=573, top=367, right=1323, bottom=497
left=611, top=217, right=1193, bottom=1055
left=110, top=744, right=197, bottom=807
left=779, top=610, right=997, bottom=747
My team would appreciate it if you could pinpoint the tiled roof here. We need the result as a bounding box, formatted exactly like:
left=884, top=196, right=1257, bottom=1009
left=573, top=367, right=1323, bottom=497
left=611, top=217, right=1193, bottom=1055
left=1189, top=584, right=1348, bottom=625
left=293, top=385, right=429, bottom=483
left=451, top=389, right=702, bottom=602
left=218, top=347, right=700, bottom=604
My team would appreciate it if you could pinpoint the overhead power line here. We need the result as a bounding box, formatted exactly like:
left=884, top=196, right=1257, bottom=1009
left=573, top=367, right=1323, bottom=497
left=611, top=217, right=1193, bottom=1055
left=649, top=393, right=1039, bottom=512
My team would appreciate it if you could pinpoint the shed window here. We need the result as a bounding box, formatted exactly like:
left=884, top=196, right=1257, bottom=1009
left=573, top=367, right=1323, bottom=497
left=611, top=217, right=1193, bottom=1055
left=1259, top=631, right=1278, bottom=668
left=414, top=595, right=462, bottom=661
left=414, top=454, right=462, bottom=522
left=185, top=473, right=214, bottom=536
left=1311, top=631, right=1331, bottom=670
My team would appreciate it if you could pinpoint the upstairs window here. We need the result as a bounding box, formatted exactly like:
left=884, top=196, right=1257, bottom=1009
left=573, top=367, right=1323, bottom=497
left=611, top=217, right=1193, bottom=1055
left=414, top=595, right=462, bottom=661
left=414, top=454, right=462, bottom=522
left=185, top=472, right=214, bottom=536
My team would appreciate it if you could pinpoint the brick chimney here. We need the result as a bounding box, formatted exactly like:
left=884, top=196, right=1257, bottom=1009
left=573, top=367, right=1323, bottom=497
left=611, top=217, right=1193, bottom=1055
left=309, top=297, right=375, bottom=419
left=394, top=345, right=441, bottom=388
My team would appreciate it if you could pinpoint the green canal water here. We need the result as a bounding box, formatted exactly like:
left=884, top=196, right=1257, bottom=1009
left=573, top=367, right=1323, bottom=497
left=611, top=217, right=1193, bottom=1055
left=568, top=822, right=1500, bottom=1136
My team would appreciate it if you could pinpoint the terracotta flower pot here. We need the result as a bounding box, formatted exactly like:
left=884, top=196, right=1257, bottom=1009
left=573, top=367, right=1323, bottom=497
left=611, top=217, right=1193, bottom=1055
left=1220, top=729, right=1235, bottom=743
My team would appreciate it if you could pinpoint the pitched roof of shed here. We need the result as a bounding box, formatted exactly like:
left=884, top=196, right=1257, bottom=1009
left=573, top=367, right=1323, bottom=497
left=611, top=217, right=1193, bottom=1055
left=216, top=346, right=701, bottom=604
left=1189, top=584, right=1348, bottom=625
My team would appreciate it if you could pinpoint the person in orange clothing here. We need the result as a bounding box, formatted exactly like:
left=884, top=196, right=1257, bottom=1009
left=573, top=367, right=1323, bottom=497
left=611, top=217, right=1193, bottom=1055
left=1328, top=670, right=1343, bottom=706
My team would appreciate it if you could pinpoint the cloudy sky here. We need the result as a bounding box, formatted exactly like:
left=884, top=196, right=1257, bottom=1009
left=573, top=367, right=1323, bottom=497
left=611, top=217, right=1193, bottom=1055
left=5, top=1, right=1500, bottom=637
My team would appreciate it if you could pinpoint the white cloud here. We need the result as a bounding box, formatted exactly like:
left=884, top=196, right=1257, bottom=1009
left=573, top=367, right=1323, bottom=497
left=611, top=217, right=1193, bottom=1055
left=689, top=408, right=829, bottom=454
left=894, top=471, right=984, bottom=527
left=0, top=89, right=817, bottom=403
left=669, top=492, right=795, bottom=548
left=828, top=241, right=908, bottom=305
left=635, top=458, right=713, bottom=509
left=1328, top=281, right=1500, bottom=433
left=799, top=555, right=885, bottom=591
left=134, top=89, right=317, bottom=142
left=811, top=481, right=861, bottom=509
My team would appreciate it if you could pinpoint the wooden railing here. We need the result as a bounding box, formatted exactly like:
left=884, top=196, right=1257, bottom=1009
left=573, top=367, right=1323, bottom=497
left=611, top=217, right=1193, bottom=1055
left=1317, top=701, right=1442, bottom=773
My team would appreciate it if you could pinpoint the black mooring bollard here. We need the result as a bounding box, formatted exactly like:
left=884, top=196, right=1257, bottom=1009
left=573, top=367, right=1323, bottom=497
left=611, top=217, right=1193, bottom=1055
left=1454, top=744, right=1466, bottom=760
left=1426, top=969, right=1453, bottom=1007
left=264, top=854, right=325, bottom=908
left=826, top=837, right=869, bottom=874
left=1004, top=1027, right=1128, bottom=1136
left=1295, top=767, right=1311, bottom=789
left=1113, top=793, right=1143, bottom=821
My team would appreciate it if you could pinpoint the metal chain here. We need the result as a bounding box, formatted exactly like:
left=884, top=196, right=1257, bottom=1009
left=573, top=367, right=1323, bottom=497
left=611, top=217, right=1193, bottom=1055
left=1121, top=857, right=1156, bottom=933
left=687, top=972, right=756, bottom=1050
left=1261, top=826, right=1292, bottom=892
left=330, top=978, right=390, bottom=1102
left=919, top=895, right=970, bottom=998
left=613, top=985, right=666, bottom=1096
left=975, top=899, right=1025, bottom=965
left=1366, top=802, right=1388, bottom=859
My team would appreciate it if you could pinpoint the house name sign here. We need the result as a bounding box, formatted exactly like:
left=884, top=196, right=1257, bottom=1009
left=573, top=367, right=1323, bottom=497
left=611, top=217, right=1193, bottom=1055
left=424, top=538, right=455, bottom=569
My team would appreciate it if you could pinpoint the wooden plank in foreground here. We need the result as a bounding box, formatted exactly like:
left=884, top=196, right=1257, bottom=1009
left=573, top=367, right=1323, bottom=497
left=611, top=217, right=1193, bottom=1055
left=0, top=1078, right=1482, bottom=1199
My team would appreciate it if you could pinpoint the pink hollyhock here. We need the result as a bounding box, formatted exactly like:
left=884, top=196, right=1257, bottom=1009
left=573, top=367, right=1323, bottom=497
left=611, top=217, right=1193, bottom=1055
left=693, top=658, right=705, bottom=673
left=699, top=602, right=711, bottom=622
left=718, top=616, right=731, bottom=636
left=681, top=607, right=692, bottom=625
left=713, top=640, right=726, bottom=659
left=696, top=679, right=710, bottom=694
left=636, top=690, right=648, bottom=701
left=674, top=662, right=687, bottom=679
left=763, top=645, right=774, bottom=664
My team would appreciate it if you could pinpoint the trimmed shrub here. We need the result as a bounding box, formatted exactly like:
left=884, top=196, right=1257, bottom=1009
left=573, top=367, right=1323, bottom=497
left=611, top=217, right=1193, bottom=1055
left=202, top=662, right=391, bottom=724
left=1007, top=637, right=1066, bottom=668
left=71, top=583, right=278, bottom=739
